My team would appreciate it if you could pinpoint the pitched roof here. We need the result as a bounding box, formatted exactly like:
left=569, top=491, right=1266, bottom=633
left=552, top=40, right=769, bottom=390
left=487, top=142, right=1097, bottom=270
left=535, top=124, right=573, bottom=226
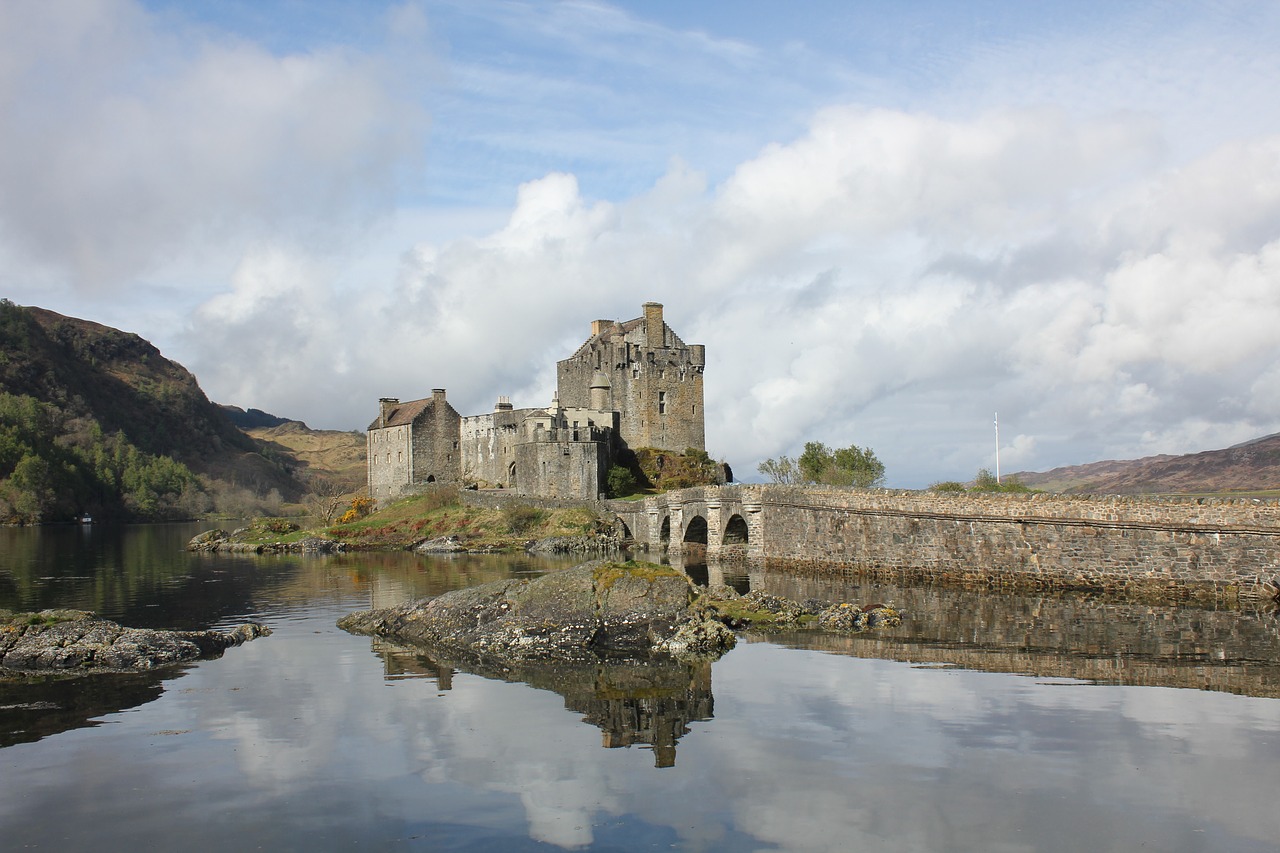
left=367, top=397, right=433, bottom=431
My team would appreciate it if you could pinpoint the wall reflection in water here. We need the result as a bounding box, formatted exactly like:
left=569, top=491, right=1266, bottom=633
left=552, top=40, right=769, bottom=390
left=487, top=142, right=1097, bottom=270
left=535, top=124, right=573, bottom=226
left=370, top=638, right=713, bottom=767
left=663, top=552, right=1280, bottom=699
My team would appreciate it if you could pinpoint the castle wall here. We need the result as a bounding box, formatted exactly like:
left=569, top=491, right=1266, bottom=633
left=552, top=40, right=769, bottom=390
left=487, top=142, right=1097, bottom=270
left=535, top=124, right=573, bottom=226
left=460, top=408, right=542, bottom=488
left=515, top=433, right=610, bottom=499
left=409, top=393, right=462, bottom=487
left=367, top=425, right=414, bottom=501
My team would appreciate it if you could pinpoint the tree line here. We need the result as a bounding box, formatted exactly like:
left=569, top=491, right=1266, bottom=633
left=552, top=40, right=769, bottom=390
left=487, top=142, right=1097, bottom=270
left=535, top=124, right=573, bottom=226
left=0, top=391, right=204, bottom=523
left=758, top=441, right=886, bottom=488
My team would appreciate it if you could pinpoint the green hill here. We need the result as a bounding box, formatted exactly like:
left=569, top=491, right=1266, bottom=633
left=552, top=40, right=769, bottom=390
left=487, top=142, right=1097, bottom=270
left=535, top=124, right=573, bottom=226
left=0, top=300, right=301, bottom=522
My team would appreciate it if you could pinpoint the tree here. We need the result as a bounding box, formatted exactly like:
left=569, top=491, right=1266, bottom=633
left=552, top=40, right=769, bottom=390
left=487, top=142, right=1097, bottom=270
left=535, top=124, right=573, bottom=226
left=304, top=476, right=346, bottom=525
left=797, top=441, right=886, bottom=488
left=606, top=465, right=638, bottom=498
left=757, top=455, right=801, bottom=484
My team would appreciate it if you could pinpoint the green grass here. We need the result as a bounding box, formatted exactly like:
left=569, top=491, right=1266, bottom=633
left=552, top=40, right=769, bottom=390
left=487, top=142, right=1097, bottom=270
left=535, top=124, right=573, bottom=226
left=321, top=493, right=608, bottom=551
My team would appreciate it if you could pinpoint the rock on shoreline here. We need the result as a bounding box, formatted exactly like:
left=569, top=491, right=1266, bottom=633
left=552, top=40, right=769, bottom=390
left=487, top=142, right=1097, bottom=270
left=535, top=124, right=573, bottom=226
left=339, top=560, right=737, bottom=662
left=187, top=529, right=345, bottom=554
left=1, top=609, right=270, bottom=676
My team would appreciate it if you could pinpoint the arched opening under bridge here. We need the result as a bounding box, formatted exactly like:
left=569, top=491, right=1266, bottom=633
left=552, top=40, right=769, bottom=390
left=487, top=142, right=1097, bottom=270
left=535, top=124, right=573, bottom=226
left=683, top=516, right=708, bottom=545
left=723, top=514, right=749, bottom=545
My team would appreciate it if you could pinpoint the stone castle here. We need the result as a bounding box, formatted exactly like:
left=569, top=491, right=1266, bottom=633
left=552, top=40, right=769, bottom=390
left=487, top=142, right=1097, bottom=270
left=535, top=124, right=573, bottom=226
left=367, top=303, right=705, bottom=502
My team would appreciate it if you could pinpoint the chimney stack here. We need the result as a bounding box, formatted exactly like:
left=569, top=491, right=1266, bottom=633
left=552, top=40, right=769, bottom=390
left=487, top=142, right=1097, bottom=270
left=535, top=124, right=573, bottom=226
left=643, top=302, right=664, bottom=348
left=379, top=397, right=399, bottom=427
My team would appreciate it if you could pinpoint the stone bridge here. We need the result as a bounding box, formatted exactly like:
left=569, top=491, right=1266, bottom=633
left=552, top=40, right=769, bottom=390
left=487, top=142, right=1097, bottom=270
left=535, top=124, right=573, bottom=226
left=606, top=485, right=762, bottom=561
left=605, top=485, right=1280, bottom=603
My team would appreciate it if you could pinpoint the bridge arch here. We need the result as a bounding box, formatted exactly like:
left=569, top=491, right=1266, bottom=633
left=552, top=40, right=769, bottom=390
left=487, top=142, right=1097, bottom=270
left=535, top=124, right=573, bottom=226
left=615, top=518, right=634, bottom=543
left=683, top=515, right=708, bottom=545
left=659, top=516, right=671, bottom=543
left=723, top=514, right=749, bottom=545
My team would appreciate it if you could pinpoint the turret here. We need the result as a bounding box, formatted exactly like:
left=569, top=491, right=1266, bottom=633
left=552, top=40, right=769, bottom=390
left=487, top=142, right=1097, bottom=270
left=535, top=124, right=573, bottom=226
left=589, top=370, right=611, bottom=411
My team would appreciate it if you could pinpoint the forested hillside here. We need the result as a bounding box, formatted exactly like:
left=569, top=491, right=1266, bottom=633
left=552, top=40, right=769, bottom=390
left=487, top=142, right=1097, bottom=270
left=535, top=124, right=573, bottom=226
left=0, top=300, right=301, bottom=523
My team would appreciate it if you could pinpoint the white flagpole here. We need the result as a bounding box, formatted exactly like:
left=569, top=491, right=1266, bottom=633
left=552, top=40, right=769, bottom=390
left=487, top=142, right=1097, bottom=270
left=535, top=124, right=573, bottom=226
left=994, top=412, right=1001, bottom=484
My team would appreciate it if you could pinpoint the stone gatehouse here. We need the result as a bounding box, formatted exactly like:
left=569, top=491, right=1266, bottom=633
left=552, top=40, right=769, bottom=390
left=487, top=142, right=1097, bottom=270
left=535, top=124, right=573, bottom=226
left=367, top=302, right=705, bottom=503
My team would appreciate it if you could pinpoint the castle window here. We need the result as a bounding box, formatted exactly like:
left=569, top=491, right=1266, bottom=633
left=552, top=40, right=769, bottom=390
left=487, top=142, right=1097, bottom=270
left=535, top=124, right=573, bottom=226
left=658, top=391, right=666, bottom=414
left=398, top=451, right=403, bottom=463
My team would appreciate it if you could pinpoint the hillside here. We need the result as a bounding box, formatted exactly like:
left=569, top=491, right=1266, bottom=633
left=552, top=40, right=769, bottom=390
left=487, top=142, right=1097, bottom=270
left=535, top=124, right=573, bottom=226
left=0, top=301, right=302, bottom=521
left=244, top=420, right=366, bottom=494
left=1013, top=433, right=1280, bottom=495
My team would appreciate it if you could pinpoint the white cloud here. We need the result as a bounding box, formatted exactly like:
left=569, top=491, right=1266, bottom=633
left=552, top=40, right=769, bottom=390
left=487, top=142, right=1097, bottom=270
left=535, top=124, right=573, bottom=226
left=0, top=0, right=427, bottom=290
left=7, top=0, right=1280, bottom=487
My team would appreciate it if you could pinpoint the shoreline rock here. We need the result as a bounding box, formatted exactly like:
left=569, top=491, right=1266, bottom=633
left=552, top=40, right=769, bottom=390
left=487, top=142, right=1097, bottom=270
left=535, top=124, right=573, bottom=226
left=339, top=560, right=736, bottom=662
left=187, top=529, right=345, bottom=554
left=1, top=609, right=271, bottom=677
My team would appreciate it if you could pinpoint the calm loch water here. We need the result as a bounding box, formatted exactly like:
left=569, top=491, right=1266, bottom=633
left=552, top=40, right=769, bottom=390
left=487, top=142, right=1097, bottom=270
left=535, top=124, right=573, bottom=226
left=2, top=523, right=1279, bottom=852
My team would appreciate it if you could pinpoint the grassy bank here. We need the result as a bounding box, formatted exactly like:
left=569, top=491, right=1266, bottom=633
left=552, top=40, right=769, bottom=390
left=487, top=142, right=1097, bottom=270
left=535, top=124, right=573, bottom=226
left=322, top=490, right=608, bottom=551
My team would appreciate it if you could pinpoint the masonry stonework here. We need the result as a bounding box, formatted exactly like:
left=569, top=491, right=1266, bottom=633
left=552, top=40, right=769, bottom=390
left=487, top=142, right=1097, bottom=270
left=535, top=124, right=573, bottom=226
left=367, top=303, right=703, bottom=503
left=606, top=486, right=1280, bottom=603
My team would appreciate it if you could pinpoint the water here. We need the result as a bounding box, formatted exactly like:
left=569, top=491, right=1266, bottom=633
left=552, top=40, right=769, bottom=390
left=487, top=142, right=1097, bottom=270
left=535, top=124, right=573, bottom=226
left=2, top=524, right=1280, bottom=851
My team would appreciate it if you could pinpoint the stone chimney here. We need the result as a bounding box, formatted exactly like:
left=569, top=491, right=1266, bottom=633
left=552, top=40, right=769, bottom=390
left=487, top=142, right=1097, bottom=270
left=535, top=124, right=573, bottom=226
left=591, top=319, right=615, bottom=337
left=432, top=389, right=446, bottom=404
left=379, top=397, right=399, bottom=427
left=643, top=302, right=664, bottom=348
left=495, top=396, right=513, bottom=411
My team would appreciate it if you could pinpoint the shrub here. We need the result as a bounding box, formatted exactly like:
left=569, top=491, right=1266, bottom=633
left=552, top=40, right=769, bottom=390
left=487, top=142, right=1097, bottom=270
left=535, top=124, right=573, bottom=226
left=930, top=481, right=966, bottom=493
left=606, top=465, right=638, bottom=498
left=502, top=502, right=544, bottom=534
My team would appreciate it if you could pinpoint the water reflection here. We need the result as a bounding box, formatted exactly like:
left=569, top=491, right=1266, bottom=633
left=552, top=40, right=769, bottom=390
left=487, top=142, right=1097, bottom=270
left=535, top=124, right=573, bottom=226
left=665, top=553, right=1280, bottom=699
left=369, top=638, right=714, bottom=767
left=2, top=528, right=1280, bottom=851
left=0, top=668, right=181, bottom=747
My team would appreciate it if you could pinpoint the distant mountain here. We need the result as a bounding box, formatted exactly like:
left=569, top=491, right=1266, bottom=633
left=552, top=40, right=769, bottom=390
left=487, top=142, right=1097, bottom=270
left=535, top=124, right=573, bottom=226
left=1012, top=433, right=1280, bottom=495
left=242, top=420, right=366, bottom=494
left=0, top=301, right=303, bottom=521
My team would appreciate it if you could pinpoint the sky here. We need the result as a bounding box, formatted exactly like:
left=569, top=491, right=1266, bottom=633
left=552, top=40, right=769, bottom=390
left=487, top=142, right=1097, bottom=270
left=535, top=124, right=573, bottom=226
left=3, top=0, right=1280, bottom=488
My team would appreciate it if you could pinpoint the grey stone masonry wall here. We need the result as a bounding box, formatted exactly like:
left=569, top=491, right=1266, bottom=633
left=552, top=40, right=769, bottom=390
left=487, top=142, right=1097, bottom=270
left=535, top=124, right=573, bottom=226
left=367, top=424, right=413, bottom=501
left=608, top=485, right=1280, bottom=603
left=410, top=391, right=462, bottom=487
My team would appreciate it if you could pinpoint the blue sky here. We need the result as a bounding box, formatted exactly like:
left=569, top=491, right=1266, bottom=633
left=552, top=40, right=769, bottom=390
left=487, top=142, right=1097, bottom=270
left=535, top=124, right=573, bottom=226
left=4, top=1, right=1280, bottom=487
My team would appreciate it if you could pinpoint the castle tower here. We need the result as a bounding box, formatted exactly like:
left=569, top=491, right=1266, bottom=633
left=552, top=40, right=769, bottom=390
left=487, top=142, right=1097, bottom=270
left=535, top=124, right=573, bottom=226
left=556, top=302, right=704, bottom=453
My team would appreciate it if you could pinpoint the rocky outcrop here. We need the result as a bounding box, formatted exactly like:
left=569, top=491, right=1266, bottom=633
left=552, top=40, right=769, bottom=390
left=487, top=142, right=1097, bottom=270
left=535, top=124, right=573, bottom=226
left=338, top=560, right=736, bottom=662
left=706, top=589, right=903, bottom=632
left=524, top=534, right=624, bottom=555
left=414, top=535, right=465, bottom=553
left=1, top=609, right=270, bottom=676
left=186, top=529, right=345, bottom=554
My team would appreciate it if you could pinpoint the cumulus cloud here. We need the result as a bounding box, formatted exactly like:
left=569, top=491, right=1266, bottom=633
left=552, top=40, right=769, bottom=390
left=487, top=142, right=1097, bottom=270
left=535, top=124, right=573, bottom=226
left=0, top=0, right=427, bottom=289
left=8, top=0, right=1280, bottom=487
left=184, top=97, right=1280, bottom=485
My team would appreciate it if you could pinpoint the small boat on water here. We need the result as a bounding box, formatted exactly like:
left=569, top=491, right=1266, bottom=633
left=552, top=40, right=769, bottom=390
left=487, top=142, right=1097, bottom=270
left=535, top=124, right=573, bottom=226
left=79, top=515, right=93, bottom=524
